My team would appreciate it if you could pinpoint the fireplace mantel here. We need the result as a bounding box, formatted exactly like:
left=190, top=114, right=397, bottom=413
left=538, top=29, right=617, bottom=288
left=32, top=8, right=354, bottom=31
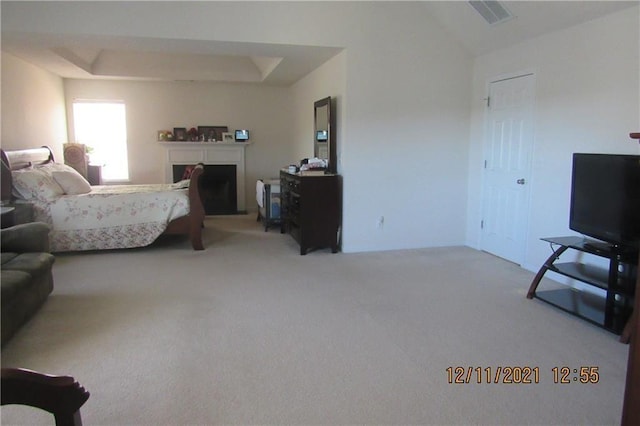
left=161, top=142, right=250, bottom=212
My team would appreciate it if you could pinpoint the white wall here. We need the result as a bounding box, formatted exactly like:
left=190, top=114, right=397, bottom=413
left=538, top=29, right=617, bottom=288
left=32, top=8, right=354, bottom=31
left=1, top=53, right=67, bottom=160
left=466, top=6, right=640, bottom=273
left=290, top=50, right=347, bottom=170
left=3, top=1, right=473, bottom=253
left=64, top=80, right=293, bottom=208
left=339, top=4, right=472, bottom=252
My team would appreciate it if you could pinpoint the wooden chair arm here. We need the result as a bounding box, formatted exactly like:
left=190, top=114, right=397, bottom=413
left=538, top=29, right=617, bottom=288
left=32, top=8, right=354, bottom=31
left=1, top=368, right=90, bottom=426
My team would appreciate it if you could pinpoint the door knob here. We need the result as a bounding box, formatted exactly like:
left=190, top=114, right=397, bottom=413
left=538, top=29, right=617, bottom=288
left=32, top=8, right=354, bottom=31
left=517, top=178, right=526, bottom=185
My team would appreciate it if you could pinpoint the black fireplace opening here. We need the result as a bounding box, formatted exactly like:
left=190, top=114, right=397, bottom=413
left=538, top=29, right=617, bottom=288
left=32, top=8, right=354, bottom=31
left=173, top=164, right=237, bottom=215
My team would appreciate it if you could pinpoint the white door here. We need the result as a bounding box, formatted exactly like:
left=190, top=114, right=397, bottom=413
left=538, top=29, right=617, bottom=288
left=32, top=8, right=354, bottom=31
left=481, top=73, right=535, bottom=265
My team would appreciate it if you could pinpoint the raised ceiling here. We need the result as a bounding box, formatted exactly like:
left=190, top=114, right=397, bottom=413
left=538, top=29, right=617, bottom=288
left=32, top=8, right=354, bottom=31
left=1, top=32, right=344, bottom=85
left=1, top=1, right=636, bottom=85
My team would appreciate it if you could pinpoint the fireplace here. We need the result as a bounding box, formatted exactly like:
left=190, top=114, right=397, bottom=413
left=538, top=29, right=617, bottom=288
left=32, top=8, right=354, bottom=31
left=162, top=142, right=249, bottom=214
left=173, top=164, right=237, bottom=215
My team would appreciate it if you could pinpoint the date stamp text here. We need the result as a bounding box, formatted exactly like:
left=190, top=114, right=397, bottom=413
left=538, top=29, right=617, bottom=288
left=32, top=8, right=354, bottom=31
left=446, top=366, right=600, bottom=384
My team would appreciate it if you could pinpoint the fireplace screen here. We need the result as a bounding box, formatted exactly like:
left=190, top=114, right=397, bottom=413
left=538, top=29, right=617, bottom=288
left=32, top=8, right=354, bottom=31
left=173, top=164, right=237, bottom=215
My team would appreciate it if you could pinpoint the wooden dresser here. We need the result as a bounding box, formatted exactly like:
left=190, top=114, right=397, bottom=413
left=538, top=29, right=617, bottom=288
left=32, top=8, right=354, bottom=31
left=280, top=170, right=341, bottom=255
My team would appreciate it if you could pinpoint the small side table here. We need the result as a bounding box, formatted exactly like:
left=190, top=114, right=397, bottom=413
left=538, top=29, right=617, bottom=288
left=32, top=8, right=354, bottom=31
left=88, top=165, right=102, bottom=185
left=0, top=203, right=34, bottom=228
left=1, top=206, right=16, bottom=229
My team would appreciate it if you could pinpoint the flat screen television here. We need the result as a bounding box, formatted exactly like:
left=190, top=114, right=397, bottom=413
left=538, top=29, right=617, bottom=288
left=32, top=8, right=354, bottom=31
left=570, top=153, right=640, bottom=252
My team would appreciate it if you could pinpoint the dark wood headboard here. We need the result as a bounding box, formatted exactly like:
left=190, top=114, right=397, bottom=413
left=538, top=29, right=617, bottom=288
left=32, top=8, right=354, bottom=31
left=1, top=146, right=55, bottom=201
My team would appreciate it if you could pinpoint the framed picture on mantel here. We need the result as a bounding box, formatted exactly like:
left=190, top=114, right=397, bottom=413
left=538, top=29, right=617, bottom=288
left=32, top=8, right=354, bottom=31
left=198, top=126, right=228, bottom=142
left=173, top=127, right=187, bottom=142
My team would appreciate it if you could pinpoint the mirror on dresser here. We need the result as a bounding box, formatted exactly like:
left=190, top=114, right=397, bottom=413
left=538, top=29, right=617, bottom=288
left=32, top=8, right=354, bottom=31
left=314, top=96, right=336, bottom=174
left=279, top=96, right=341, bottom=254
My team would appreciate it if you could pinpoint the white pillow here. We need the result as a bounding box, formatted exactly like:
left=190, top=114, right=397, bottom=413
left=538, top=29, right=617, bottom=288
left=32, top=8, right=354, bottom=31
left=52, top=169, right=92, bottom=195
left=39, top=162, right=87, bottom=177
left=12, top=167, right=65, bottom=201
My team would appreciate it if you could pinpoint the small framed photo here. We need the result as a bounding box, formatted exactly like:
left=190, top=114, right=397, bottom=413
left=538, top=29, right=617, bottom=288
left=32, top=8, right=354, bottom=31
left=198, top=126, right=228, bottom=142
left=222, top=132, right=235, bottom=143
left=173, top=127, right=187, bottom=142
left=157, top=130, right=174, bottom=141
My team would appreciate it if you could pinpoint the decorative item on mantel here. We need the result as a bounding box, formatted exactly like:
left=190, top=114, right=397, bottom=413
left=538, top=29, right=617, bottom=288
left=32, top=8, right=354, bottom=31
left=157, top=130, right=174, bottom=141
left=158, top=125, right=248, bottom=143
left=235, top=129, right=250, bottom=142
left=187, top=127, right=199, bottom=141
left=173, top=127, right=187, bottom=141
left=198, top=126, right=228, bottom=142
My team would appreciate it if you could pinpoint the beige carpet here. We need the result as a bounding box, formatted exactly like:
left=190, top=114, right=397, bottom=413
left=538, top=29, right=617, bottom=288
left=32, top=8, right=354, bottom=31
left=0, top=215, right=630, bottom=425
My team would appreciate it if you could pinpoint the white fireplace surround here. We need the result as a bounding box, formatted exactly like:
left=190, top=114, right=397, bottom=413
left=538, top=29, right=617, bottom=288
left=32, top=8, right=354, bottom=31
left=162, top=142, right=249, bottom=212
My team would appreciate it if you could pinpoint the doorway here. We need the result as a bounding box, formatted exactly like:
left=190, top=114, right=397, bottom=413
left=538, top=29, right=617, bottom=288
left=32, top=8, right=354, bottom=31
left=480, top=73, right=535, bottom=265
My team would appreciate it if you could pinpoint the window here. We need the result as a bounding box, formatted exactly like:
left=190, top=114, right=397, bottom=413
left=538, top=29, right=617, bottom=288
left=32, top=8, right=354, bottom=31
left=72, top=101, right=129, bottom=181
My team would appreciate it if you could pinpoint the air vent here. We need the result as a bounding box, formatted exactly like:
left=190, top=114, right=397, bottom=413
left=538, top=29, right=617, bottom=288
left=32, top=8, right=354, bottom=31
left=469, top=1, right=514, bottom=25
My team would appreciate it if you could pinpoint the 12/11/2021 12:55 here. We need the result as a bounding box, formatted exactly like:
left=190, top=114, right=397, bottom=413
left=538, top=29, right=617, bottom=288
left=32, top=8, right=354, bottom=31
left=446, top=366, right=600, bottom=384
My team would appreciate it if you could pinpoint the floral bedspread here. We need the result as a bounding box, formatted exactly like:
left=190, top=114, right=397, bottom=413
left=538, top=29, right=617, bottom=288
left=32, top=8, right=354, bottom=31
left=31, top=183, right=191, bottom=252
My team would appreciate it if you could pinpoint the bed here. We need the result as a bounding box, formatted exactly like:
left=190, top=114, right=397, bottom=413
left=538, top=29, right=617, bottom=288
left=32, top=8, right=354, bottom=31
left=0, top=146, right=205, bottom=252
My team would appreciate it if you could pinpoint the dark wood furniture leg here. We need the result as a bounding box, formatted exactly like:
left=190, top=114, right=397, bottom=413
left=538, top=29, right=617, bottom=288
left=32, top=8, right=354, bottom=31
left=1, top=368, right=90, bottom=426
left=526, top=245, right=569, bottom=299
left=621, top=307, right=636, bottom=344
left=163, top=163, right=205, bottom=250
left=187, top=164, right=205, bottom=250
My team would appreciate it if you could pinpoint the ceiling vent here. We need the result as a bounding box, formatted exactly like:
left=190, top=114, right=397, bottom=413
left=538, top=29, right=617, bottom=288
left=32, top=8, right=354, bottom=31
left=468, top=1, right=514, bottom=25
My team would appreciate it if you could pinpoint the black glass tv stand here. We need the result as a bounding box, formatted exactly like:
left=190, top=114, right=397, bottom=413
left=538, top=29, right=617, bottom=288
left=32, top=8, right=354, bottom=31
left=527, top=236, right=638, bottom=342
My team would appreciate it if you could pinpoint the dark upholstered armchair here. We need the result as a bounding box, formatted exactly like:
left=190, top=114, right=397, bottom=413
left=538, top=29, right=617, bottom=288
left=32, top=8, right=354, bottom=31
left=1, top=222, right=55, bottom=346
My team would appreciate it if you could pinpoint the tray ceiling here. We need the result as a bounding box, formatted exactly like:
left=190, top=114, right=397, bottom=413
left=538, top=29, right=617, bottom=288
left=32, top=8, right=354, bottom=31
left=1, top=32, right=343, bottom=85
